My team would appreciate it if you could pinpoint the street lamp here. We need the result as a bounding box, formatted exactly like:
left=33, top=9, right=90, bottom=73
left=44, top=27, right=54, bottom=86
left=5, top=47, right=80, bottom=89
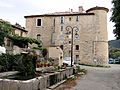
left=65, top=26, right=79, bottom=67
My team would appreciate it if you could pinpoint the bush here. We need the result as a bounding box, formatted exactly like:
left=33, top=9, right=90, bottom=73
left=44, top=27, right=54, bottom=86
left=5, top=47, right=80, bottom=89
left=16, top=54, right=36, bottom=77
left=0, top=53, right=36, bottom=77
left=0, top=54, right=21, bottom=72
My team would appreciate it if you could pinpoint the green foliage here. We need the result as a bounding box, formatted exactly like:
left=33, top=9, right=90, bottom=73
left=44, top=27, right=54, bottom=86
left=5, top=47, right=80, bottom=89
left=8, top=35, right=42, bottom=48
left=17, top=54, right=36, bottom=77
left=0, top=21, right=12, bottom=45
left=109, top=48, right=120, bottom=58
left=0, top=54, right=21, bottom=72
left=0, top=20, right=42, bottom=48
left=0, top=53, right=36, bottom=77
left=41, top=48, right=48, bottom=57
left=111, top=0, right=120, bottom=39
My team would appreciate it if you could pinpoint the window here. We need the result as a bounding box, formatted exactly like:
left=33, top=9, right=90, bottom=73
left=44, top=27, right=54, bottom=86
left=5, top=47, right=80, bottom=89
left=60, top=45, right=63, bottom=50
left=76, top=55, right=79, bottom=60
left=69, top=41, right=71, bottom=44
left=6, top=38, right=11, bottom=46
left=53, top=18, right=55, bottom=26
left=60, top=56, right=63, bottom=59
left=69, top=17, right=71, bottom=21
left=61, top=26, right=63, bottom=31
left=37, top=34, right=41, bottom=40
left=60, top=16, right=64, bottom=24
left=76, top=16, right=79, bottom=21
left=36, top=19, right=42, bottom=26
left=76, top=45, right=79, bottom=50
left=20, top=31, right=23, bottom=36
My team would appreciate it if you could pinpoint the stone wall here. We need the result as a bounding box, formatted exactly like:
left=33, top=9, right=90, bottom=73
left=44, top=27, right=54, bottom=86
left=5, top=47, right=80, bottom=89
left=25, top=6, right=109, bottom=66
left=0, top=67, right=73, bottom=90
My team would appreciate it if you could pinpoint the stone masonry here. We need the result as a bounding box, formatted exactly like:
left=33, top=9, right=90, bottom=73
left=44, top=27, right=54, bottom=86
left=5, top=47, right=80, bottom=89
left=24, top=6, right=109, bottom=66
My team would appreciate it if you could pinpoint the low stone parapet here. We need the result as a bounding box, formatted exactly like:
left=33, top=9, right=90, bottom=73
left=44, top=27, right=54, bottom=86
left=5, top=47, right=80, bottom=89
left=0, top=67, right=73, bottom=90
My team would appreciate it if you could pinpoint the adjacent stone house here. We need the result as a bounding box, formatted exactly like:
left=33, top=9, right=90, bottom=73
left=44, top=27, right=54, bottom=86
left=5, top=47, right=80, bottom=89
left=7, top=24, right=28, bottom=54
left=24, top=6, right=109, bottom=66
left=0, top=19, right=28, bottom=54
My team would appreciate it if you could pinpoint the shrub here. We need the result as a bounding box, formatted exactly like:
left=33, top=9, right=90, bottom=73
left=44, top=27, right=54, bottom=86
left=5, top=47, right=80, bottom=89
left=0, top=54, right=21, bottom=72
left=17, top=54, right=36, bottom=77
left=0, top=53, right=36, bottom=78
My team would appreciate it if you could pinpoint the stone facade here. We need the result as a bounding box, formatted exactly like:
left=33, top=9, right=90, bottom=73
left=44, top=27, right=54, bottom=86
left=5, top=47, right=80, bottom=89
left=25, top=6, right=109, bottom=66
left=48, top=46, right=63, bottom=66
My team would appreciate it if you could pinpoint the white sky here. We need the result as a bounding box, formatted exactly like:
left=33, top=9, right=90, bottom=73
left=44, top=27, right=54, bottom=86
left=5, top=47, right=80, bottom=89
left=0, top=0, right=115, bottom=40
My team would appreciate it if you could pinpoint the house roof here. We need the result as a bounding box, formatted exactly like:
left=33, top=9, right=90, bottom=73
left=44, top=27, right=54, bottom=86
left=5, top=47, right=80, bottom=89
left=0, top=19, right=28, bottom=32
left=12, top=25, right=28, bottom=32
left=86, top=6, right=109, bottom=12
left=24, top=6, right=109, bottom=18
left=24, top=12, right=95, bottom=18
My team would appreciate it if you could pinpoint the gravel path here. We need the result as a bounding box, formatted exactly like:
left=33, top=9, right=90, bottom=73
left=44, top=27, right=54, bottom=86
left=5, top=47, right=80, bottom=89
left=70, top=64, right=120, bottom=90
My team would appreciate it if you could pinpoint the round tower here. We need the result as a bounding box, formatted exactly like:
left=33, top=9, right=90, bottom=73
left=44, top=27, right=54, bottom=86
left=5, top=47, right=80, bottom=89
left=86, top=7, right=109, bottom=66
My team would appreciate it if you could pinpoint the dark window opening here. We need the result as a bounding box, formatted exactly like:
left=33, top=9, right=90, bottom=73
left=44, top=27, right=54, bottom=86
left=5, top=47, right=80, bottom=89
left=60, top=16, right=64, bottom=24
left=69, top=41, right=71, bottom=44
left=37, top=19, right=42, bottom=26
left=76, top=55, right=79, bottom=60
left=76, top=45, right=79, bottom=50
left=60, top=45, right=63, bottom=50
left=60, top=56, right=62, bottom=59
left=76, top=16, right=79, bottom=21
left=37, top=34, right=41, bottom=40
left=61, top=26, right=63, bottom=31
left=69, top=17, right=71, bottom=21
left=53, top=18, right=55, bottom=26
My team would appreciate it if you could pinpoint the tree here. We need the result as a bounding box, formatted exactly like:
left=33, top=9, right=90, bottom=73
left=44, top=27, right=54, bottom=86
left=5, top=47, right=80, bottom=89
left=109, top=48, right=120, bottom=58
left=0, top=21, right=12, bottom=46
left=111, top=0, right=120, bottom=39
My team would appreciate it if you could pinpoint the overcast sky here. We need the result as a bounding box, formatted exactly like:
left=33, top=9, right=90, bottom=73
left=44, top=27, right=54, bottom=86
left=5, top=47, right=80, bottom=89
left=0, top=0, right=115, bottom=40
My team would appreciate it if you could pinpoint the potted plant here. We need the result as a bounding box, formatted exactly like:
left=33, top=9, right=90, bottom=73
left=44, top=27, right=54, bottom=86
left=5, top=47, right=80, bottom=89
left=40, top=62, right=44, bottom=67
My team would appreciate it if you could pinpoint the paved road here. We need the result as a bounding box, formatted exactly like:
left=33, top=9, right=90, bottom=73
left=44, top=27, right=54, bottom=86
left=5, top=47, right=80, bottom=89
left=70, top=64, right=120, bottom=90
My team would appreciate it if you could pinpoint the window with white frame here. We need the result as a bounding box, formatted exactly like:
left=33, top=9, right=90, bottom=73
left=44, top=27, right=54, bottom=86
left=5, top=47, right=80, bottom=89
left=36, top=18, right=42, bottom=27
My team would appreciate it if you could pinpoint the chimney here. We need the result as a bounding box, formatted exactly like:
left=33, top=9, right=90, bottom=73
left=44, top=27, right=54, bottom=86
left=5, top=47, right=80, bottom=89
left=71, top=9, right=73, bottom=13
left=79, top=6, right=84, bottom=13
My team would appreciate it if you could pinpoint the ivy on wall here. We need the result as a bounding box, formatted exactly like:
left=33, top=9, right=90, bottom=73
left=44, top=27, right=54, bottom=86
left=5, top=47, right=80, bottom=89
left=8, top=35, right=42, bottom=48
left=0, top=21, right=12, bottom=46
left=0, top=20, right=42, bottom=48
